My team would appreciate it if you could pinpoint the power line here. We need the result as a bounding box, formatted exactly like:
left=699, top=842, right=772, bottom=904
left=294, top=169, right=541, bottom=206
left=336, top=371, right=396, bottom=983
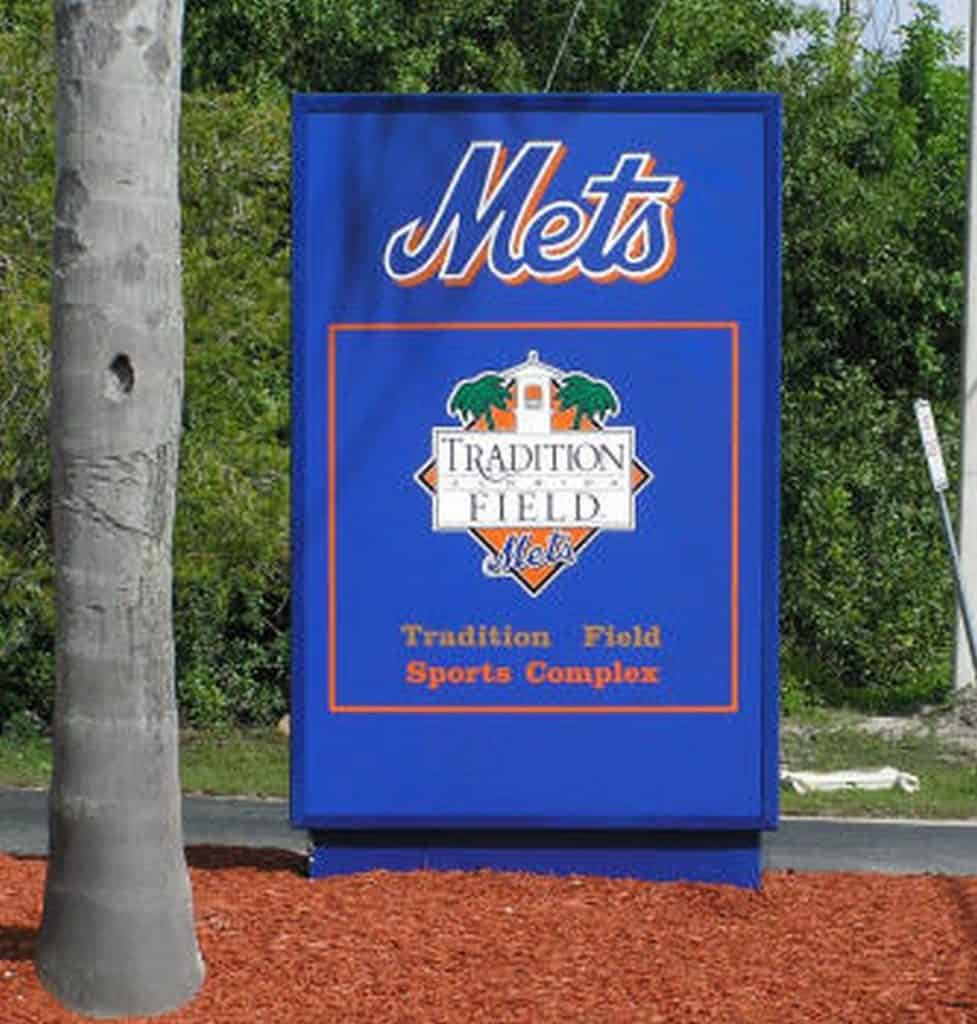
left=617, top=0, right=669, bottom=92
left=544, top=0, right=587, bottom=93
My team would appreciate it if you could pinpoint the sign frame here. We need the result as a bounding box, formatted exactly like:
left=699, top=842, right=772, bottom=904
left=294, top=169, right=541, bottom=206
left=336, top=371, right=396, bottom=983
left=291, top=93, right=781, bottom=886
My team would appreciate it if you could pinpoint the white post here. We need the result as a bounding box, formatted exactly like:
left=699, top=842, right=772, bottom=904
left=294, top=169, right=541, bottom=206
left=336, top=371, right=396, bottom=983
left=917, top=401, right=977, bottom=674
left=956, top=0, right=977, bottom=689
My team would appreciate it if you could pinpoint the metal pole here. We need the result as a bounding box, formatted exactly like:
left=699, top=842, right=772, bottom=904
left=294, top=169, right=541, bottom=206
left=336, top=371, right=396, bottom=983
left=938, top=489, right=977, bottom=674
left=916, top=398, right=977, bottom=680
left=956, top=0, right=977, bottom=688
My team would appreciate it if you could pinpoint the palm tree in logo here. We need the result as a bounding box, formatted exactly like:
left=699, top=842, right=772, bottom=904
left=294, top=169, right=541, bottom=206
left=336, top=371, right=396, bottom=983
left=448, top=373, right=512, bottom=431
left=557, top=374, right=620, bottom=429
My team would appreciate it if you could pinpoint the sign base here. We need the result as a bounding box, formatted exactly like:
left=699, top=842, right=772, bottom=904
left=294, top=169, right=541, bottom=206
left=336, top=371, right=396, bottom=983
left=307, top=830, right=762, bottom=888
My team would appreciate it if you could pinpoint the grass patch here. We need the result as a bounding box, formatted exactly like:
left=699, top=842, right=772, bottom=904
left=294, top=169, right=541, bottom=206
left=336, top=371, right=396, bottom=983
left=2, top=713, right=975, bottom=818
left=0, top=728, right=289, bottom=799
left=781, top=709, right=977, bottom=819
left=180, top=729, right=288, bottom=798
left=0, top=734, right=51, bottom=788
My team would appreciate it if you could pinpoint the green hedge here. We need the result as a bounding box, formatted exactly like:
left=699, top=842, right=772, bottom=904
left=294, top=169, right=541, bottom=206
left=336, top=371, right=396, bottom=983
left=781, top=367, right=956, bottom=711
left=0, top=16, right=291, bottom=730
left=0, top=3, right=969, bottom=730
left=0, top=10, right=56, bottom=728
left=175, top=92, right=291, bottom=726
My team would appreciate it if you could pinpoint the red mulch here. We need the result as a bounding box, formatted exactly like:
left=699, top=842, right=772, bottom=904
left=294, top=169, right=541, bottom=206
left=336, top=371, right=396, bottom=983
left=3, top=848, right=977, bottom=1023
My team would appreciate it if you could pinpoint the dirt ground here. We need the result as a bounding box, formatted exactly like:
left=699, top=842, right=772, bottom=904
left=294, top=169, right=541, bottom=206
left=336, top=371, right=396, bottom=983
left=864, top=691, right=977, bottom=754
left=3, top=847, right=977, bottom=1023
left=782, top=690, right=977, bottom=755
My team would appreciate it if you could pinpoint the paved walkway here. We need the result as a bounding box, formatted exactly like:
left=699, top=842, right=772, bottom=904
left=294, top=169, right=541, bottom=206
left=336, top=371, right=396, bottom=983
left=3, top=788, right=976, bottom=875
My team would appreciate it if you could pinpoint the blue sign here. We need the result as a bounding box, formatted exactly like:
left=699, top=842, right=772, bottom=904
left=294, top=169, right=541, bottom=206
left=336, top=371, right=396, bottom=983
left=291, top=94, right=780, bottom=886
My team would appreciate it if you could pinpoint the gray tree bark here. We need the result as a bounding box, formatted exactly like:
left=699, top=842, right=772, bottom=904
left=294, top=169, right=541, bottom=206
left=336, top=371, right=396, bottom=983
left=36, top=0, right=204, bottom=1016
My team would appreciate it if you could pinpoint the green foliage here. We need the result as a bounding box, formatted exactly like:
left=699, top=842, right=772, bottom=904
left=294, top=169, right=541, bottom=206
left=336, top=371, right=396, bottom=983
left=448, top=373, right=512, bottom=431
left=0, top=1, right=973, bottom=726
left=0, top=7, right=56, bottom=728
left=0, top=0, right=48, bottom=35
left=556, top=375, right=620, bottom=429
left=781, top=366, right=955, bottom=709
left=176, top=91, right=291, bottom=727
left=776, top=5, right=966, bottom=707
left=181, top=0, right=811, bottom=95
left=779, top=651, right=823, bottom=717
left=0, top=310, right=54, bottom=725
left=183, top=0, right=534, bottom=94
left=782, top=5, right=967, bottom=399
left=0, top=21, right=291, bottom=731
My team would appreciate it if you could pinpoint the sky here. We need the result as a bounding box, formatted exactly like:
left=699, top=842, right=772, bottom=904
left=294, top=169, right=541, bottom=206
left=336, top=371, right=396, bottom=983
left=814, top=0, right=970, bottom=53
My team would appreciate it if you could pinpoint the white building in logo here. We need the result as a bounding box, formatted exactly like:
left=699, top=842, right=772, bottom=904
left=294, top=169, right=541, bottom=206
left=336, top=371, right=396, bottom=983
left=504, top=349, right=562, bottom=434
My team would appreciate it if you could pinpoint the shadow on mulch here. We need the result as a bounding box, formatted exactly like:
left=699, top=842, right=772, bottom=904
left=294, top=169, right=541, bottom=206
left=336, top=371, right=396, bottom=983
left=185, top=845, right=305, bottom=875
left=944, top=876, right=977, bottom=940
left=0, top=925, right=36, bottom=962
left=941, top=876, right=977, bottom=1012
left=0, top=850, right=303, bottom=967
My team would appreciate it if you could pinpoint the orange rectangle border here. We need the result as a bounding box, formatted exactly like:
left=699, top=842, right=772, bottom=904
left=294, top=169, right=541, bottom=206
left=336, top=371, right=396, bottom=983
left=327, top=321, right=740, bottom=715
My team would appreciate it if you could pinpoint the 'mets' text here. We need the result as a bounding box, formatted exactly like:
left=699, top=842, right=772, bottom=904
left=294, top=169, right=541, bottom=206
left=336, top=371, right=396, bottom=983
left=383, top=141, right=684, bottom=287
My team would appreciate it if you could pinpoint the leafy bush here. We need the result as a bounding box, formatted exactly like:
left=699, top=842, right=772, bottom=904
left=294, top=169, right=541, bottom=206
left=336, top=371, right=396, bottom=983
left=781, top=366, right=956, bottom=709
left=776, top=6, right=966, bottom=707
left=175, top=91, right=291, bottom=727
left=0, top=302, right=54, bottom=725
left=0, top=2, right=973, bottom=727
left=0, top=8, right=56, bottom=729
left=0, top=21, right=291, bottom=731
left=180, top=0, right=811, bottom=95
left=782, top=7, right=966, bottom=401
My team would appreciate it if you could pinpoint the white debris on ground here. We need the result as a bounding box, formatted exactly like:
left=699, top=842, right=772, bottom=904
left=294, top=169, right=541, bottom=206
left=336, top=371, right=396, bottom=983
left=780, top=767, right=921, bottom=795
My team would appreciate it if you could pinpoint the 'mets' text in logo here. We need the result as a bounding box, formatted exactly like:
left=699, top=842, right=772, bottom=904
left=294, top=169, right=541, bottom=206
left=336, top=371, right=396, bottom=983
left=383, top=141, right=684, bottom=287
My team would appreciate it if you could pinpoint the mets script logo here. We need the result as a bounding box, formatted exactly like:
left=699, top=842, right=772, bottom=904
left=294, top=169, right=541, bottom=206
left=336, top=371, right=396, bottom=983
left=384, top=141, right=684, bottom=287
left=415, top=351, right=652, bottom=596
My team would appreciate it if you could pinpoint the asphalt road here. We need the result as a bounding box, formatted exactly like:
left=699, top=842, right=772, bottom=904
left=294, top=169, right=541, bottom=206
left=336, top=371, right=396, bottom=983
left=3, top=787, right=977, bottom=875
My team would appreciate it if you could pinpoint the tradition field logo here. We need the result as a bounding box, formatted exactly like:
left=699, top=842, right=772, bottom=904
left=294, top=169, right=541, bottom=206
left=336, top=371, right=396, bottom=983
left=415, top=351, right=652, bottom=596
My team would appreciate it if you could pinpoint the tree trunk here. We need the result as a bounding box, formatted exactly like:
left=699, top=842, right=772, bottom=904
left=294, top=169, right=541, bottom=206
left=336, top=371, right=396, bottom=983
left=36, top=0, right=204, bottom=1017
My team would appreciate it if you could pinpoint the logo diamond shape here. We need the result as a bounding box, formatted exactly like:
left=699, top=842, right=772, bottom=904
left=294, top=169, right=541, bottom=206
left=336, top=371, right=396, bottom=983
left=416, top=351, right=652, bottom=596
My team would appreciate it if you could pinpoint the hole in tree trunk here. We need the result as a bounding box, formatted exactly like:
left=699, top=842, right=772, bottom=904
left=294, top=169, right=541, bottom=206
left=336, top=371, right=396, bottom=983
left=107, top=353, right=134, bottom=399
